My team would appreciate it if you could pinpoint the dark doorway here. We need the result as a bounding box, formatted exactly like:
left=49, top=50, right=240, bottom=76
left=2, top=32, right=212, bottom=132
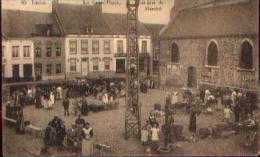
left=23, top=64, right=32, bottom=80
left=139, top=58, right=145, bottom=72
left=188, top=66, right=197, bottom=88
left=12, top=64, right=20, bottom=80
left=153, top=60, right=159, bottom=75
left=35, top=63, right=42, bottom=81
left=147, top=57, right=151, bottom=76
left=116, top=59, right=125, bottom=73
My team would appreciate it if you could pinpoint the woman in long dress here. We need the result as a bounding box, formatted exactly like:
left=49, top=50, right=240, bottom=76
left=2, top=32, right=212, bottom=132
left=56, top=86, right=63, bottom=100
left=48, top=92, right=55, bottom=109
left=41, top=95, right=45, bottom=109
left=102, top=93, right=109, bottom=104
left=189, top=109, right=197, bottom=132
left=43, top=93, right=48, bottom=109
left=171, top=91, right=178, bottom=105
left=223, top=106, right=232, bottom=123
left=81, top=123, right=94, bottom=156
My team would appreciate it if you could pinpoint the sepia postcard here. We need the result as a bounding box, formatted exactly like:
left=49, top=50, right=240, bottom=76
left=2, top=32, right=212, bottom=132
left=1, top=0, right=260, bottom=156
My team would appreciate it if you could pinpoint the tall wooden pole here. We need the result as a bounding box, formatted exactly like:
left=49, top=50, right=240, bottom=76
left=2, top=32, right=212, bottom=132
left=125, top=0, right=141, bottom=139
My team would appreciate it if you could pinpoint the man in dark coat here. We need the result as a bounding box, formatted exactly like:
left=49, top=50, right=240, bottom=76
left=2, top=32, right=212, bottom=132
left=81, top=97, right=89, bottom=116
left=234, top=96, right=241, bottom=122
left=189, top=110, right=197, bottom=132
left=63, top=97, right=70, bottom=116
left=75, top=115, right=86, bottom=127
left=35, top=88, right=42, bottom=108
left=56, top=122, right=66, bottom=147
left=16, top=108, right=25, bottom=134
left=93, top=87, right=98, bottom=98
left=189, top=105, right=200, bottom=133
left=44, top=122, right=56, bottom=146
left=19, top=93, right=26, bottom=107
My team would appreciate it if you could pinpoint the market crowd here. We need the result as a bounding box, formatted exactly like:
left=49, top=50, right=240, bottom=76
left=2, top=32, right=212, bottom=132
left=140, top=86, right=258, bottom=154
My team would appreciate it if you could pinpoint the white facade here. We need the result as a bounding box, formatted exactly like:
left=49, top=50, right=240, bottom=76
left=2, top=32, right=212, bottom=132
left=2, top=39, right=35, bottom=79
left=1, top=35, right=152, bottom=80
left=64, top=34, right=152, bottom=78
left=65, top=35, right=115, bottom=77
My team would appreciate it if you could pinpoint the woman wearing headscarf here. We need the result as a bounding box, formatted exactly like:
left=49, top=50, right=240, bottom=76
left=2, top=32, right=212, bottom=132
left=81, top=122, right=94, bottom=156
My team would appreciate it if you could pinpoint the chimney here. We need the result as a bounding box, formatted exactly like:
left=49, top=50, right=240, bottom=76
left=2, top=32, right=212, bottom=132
left=21, top=0, right=27, bottom=4
left=94, top=2, right=102, bottom=12
left=52, top=0, right=59, bottom=8
left=52, top=0, right=59, bottom=13
left=52, top=0, right=59, bottom=4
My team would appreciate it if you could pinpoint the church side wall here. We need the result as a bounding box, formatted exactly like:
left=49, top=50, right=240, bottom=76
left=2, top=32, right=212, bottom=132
left=159, top=36, right=258, bottom=91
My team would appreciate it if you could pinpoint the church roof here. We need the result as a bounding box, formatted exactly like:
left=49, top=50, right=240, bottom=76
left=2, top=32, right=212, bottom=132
left=160, top=0, right=258, bottom=39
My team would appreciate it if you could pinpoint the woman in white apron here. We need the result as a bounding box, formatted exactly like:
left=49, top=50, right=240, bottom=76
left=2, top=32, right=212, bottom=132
left=171, top=91, right=178, bottom=105
left=48, top=92, right=55, bottom=109
left=82, top=123, right=94, bottom=156
left=109, top=94, right=114, bottom=103
left=102, top=93, right=109, bottom=104
left=41, top=95, right=46, bottom=109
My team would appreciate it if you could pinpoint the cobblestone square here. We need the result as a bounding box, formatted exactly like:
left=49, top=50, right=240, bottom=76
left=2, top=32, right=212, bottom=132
left=3, top=89, right=258, bottom=156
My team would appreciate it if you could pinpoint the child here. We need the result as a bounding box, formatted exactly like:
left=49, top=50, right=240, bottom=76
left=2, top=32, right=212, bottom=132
left=223, top=106, right=232, bottom=123
left=141, top=125, right=149, bottom=145
left=150, top=122, right=160, bottom=152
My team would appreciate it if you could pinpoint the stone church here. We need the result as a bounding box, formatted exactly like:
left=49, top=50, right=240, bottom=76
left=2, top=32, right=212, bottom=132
left=159, top=0, right=259, bottom=91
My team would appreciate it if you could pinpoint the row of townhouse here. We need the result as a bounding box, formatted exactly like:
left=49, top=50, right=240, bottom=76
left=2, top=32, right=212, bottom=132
left=2, top=2, right=161, bottom=82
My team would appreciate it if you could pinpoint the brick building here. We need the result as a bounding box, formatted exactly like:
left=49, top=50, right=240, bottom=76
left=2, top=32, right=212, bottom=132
left=159, top=0, right=259, bottom=91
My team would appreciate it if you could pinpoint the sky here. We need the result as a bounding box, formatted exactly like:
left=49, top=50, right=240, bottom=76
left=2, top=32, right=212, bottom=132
left=1, top=0, right=174, bottom=24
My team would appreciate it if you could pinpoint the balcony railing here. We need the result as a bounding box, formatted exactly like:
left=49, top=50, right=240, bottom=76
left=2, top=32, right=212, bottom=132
left=114, top=53, right=127, bottom=57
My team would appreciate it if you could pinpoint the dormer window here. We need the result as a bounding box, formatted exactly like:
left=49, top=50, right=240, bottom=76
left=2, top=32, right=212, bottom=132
left=85, top=27, right=89, bottom=33
left=21, top=0, right=27, bottom=4
left=35, top=24, right=52, bottom=36
left=85, top=27, right=93, bottom=33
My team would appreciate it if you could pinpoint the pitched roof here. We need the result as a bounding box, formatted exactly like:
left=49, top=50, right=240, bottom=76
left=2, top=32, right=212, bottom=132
left=1, top=10, right=62, bottom=38
left=103, top=13, right=150, bottom=35
left=160, top=0, right=259, bottom=39
left=2, top=4, right=152, bottom=37
left=53, top=4, right=110, bottom=34
left=143, top=24, right=164, bottom=37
